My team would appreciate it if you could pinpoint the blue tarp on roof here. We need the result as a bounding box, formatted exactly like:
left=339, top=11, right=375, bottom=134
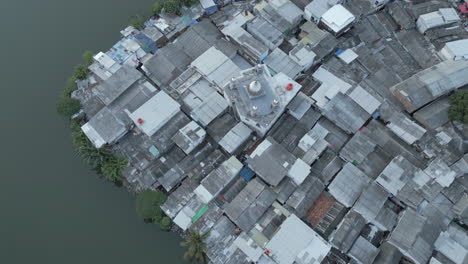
left=334, top=49, right=344, bottom=56
left=132, top=33, right=157, bottom=53
left=240, top=166, right=255, bottom=181
left=107, top=41, right=132, bottom=64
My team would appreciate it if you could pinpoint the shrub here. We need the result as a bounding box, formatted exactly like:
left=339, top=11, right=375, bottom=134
left=135, top=190, right=167, bottom=223
left=160, top=216, right=172, bottom=231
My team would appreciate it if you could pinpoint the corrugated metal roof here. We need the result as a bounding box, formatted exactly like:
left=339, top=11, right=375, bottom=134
left=328, top=163, right=370, bottom=207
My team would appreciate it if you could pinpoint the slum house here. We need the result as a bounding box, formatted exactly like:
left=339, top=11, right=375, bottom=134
left=433, top=223, right=468, bottom=264
left=390, top=59, right=468, bottom=113
left=305, top=191, right=347, bottom=237
left=222, top=21, right=270, bottom=64
left=171, top=121, right=206, bottom=154
left=206, top=112, right=238, bottom=143
left=440, top=38, right=468, bottom=61
left=224, top=177, right=277, bottom=231
left=285, top=174, right=325, bottom=217
left=322, top=92, right=371, bottom=134
left=81, top=66, right=143, bottom=147
left=224, top=64, right=301, bottom=136
left=265, top=214, right=332, bottom=264
left=416, top=8, right=460, bottom=34
left=329, top=210, right=366, bottom=253
left=190, top=47, right=242, bottom=93
left=303, top=0, right=340, bottom=23
left=263, top=48, right=302, bottom=79
left=327, top=162, right=371, bottom=208
left=387, top=208, right=442, bottom=264
left=386, top=0, right=415, bottom=30
left=218, top=122, right=253, bottom=154
left=128, top=90, right=181, bottom=137
left=120, top=25, right=158, bottom=54
left=172, top=19, right=223, bottom=60
left=348, top=236, right=380, bottom=264
left=247, top=137, right=311, bottom=186
left=104, top=79, right=159, bottom=127
left=353, top=182, right=390, bottom=228
left=286, top=92, right=314, bottom=121
left=385, top=110, right=427, bottom=145
left=141, top=43, right=192, bottom=88
left=319, top=4, right=355, bottom=36
left=89, top=51, right=121, bottom=81
left=309, top=149, right=344, bottom=184
left=246, top=16, right=284, bottom=50
left=194, top=156, right=243, bottom=203
left=147, top=4, right=204, bottom=40
left=247, top=201, right=290, bottom=248
left=158, top=142, right=218, bottom=191
left=254, top=0, right=303, bottom=36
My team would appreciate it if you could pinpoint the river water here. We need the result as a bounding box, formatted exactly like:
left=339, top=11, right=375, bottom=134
left=0, top=0, right=187, bottom=263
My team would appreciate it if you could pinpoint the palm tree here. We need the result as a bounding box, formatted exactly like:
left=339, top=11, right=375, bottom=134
left=180, top=229, right=210, bottom=263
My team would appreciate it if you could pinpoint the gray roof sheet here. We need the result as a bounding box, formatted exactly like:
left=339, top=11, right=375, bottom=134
left=93, top=65, right=142, bottom=105
left=328, top=163, right=370, bottom=207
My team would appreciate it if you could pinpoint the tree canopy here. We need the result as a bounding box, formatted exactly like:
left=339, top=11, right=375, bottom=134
left=160, top=216, right=172, bottom=231
left=448, top=90, right=468, bottom=124
left=181, top=229, right=210, bottom=264
left=135, top=190, right=167, bottom=223
left=70, top=120, right=126, bottom=184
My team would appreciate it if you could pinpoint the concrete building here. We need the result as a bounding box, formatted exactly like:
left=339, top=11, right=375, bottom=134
left=319, top=4, right=355, bottom=36
left=128, top=91, right=181, bottom=137
left=265, top=214, right=331, bottom=264
left=224, top=64, right=301, bottom=136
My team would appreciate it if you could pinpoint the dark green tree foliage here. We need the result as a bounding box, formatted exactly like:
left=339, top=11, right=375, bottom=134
left=448, top=90, right=468, bottom=124
left=181, top=229, right=210, bottom=264
left=57, top=50, right=95, bottom=117
left=70, top=120, right=126, bottom=184
left=160, top=216, right=172, bottom=231
left=164, top=0, right=182, bottom=15
left=73, top=64, right=89, bottom=80
left=152, top=2, right=164, bottom=15
left=135, top=190, right=167, bottom=223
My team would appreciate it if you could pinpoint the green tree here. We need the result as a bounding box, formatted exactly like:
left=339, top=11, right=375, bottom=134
left=73, top=64, right=89, bottom=80
left=163, top=0, right=182, bottom=15
left=82, top=50, right=94, bottom=67
left=152, top=1, right=164, bottom=15
left=56, top=95, right=81, bottom=117
left=183, top=0, right=199, bottom=7
left=101, top=156, right=127, bottom=184
left=160, top=216, right=172, bottom=231
left=135, top=190, right=167, bottom=223
left=181, top=229, right=210, bottom=264
left=448, top=90, right=468, bottom=124
left=130, top=13, right=148, bottom=30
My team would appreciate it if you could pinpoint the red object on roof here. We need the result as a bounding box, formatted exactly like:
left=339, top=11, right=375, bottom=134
left=459, top=4, right=468, bottom=14
left=137, top=118, right=144, bottom=124
left=264, top=249, right=271, bottom=255
left=286, top=83, right=293, bottom=91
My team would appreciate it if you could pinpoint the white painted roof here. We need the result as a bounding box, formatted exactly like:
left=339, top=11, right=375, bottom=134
left=337, top=49, right=358, bottom=64
left=321, top=4, right=355, bottom=33
left=311, top=66, right=352, bottom=108
left=128, top=91, right=180, bottom=136
left=288, top=159, right=311, bottom=185
left=266, top=214, right=331, bottom=264
left=348, top=86, right=381, bottom=114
